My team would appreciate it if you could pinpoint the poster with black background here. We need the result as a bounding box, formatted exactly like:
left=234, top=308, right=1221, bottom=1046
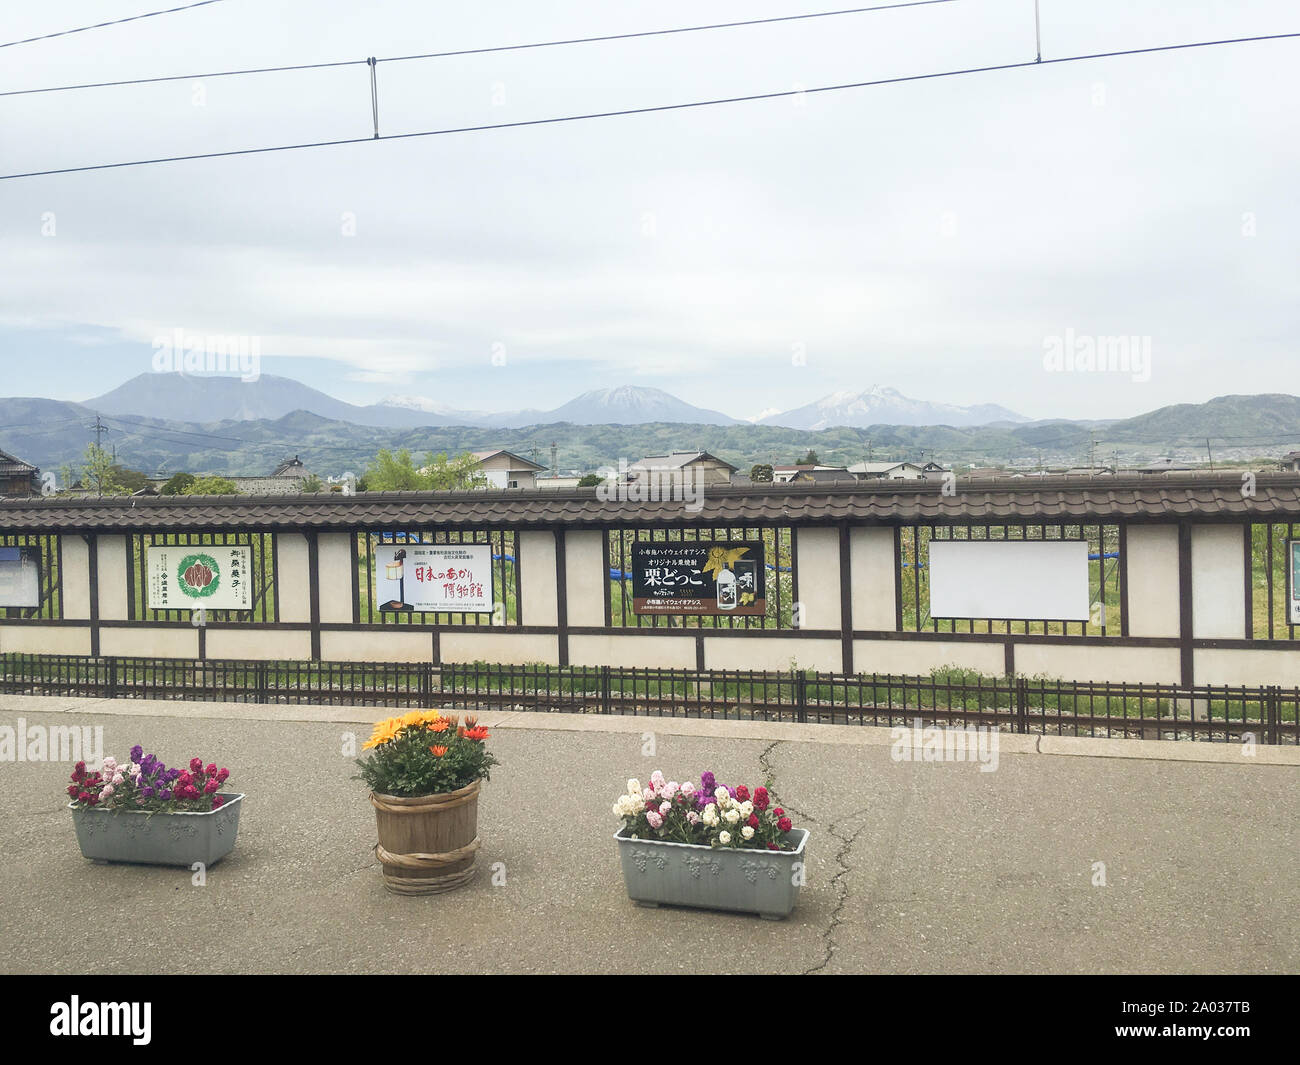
left=630, top=541, right=766, bottom=616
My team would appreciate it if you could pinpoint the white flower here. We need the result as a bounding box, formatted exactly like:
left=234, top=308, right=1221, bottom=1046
left=613, top=803, right=626, bottom=816
left=738, top=801, right=754, bottom=818
left=725, top=809, right=740, bottom=824
left=741, top=826, right=755, bottom=840
left=714, top=787, right=729, bottom=803
left=627, top=779, right=641, bottom=796
left=718, top=831, right=732, bottom=845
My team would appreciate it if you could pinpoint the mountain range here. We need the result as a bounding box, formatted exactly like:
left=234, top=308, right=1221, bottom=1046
left=1, top=373, right=1297, bottom=481
left=84, top=374, right=1021, bottom=430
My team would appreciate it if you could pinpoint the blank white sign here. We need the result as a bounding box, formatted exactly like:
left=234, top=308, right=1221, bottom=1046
left=928, top=540, right=1091, bottom=621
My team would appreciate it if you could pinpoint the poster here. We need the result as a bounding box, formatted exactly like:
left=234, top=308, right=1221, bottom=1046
left=1290, top=540, right=1300, bottom=626
left=375, top=544, right=493, bottom=613
left=147, top=545, right=253, bottom=611
left=630, top=542, right=766, bottom=616
left=0, top=547, right=41, bottom=608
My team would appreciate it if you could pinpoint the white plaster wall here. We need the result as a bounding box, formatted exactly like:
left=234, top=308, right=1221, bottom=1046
left=1125, top=525, right=1180, bottom=638
left=317, top=533, right=355, bottom=624
left=519, top=531, right=557, bottom=628
left=275, top=533, right=312, bottom=624
left=850, top=527, right=895, bottom=630
left=1191, top=524, right=1246, bottom=639
left=795, top=527, right=842, bottom=632
left=564, top=530, right=606, bottom=628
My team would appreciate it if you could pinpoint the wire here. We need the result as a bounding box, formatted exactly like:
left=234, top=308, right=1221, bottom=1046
left=0, top=0, right=232, bottom=50
left=3, top=31, right=1296, bottom=182
left=0, top=2, right=961, bottom=98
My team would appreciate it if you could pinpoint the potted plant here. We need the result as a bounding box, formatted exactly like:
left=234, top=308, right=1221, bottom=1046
left=357, top=710, right=498, bottom=895
left=613, top=770, right=809, bottom=920
left=67, top=746, right=243, bottom=867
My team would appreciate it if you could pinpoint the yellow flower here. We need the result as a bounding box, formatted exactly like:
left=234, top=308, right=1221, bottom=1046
left=362, top=717, right=404, bottom=750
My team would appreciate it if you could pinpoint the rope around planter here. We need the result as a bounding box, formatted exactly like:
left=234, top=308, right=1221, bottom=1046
left=373, top=838, right=481, bottom=895
left=369, top=782, right=479, bottom=815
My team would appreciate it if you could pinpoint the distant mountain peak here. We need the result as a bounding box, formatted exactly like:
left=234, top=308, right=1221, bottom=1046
left=759, top=386, right=1027, bottom=430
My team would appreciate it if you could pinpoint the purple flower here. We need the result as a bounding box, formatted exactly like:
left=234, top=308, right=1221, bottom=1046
left=140, top=786, right=154, bottom=798
left=699, top=771, right=716, bottom=793
left=130, top=745, right=144, bottom=762
left=158, top=788, right=172, bottom=801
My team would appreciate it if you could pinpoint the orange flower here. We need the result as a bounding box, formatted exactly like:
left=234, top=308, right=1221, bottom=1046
left=429, top=745, right=448, bottom=757
left=428, top=720, right=450, bottom=733
left=465, top=714, right=479, bottom=729
left=463, top=726, right=490, bottom=742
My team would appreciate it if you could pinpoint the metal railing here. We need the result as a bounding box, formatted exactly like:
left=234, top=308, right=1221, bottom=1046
left=0, top=654, right=1294, bottom=745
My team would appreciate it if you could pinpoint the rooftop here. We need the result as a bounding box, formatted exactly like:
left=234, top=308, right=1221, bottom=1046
left=3, top=471, right=1299, bottom=530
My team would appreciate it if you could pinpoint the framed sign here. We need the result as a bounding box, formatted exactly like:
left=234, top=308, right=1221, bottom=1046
left=1290, top=540, right=1300, bottom=626
left=631, top=541, right=766, bottom=616
left=0, top=546, right=41, bottom=608
left=147, top=546, right=253, bottom=611
left=929, top=539, right=1091, bottom=621
left=375, top=544, right=493, bottom=613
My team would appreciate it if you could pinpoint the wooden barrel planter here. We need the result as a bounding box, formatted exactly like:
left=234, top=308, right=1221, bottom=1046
left=370, top=780, right=481, bottom=896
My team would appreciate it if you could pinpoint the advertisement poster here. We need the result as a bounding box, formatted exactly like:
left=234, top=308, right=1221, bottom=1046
left=1291, top=540, right=1300, bottom=626
left=0, top=546, right=41, bottom=608
left=375, top=544, right=493, bottom=613
left=630, top=542, right=766, bottom=616
left=146, top=545, right=253, bottom=611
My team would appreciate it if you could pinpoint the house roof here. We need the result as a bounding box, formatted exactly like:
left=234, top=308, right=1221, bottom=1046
left=630, top=451, right=738, bottom=472
left=471, top=450, right=547, bottom=471
left=0, top=449, right=38, bottom=476
left=272, top=456, right=310, bottom=478
left=847, top=461, right=922, bottom=475
left=3, top=472, right=1299, bottom=531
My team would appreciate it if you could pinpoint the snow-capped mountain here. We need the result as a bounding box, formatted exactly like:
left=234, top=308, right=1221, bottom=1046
left=758, top=386, right=1026, bottom=430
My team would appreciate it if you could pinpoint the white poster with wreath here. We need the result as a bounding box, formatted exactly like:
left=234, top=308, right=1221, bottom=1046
left=146, top=546, right=253, bottom=611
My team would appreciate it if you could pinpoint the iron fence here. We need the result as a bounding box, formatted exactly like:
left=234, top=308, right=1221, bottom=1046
left=0, top=653, right=1294, bottom=745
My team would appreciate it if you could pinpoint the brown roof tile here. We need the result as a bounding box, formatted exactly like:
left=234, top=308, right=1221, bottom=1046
left=2, top=472, right=1299, bottom=531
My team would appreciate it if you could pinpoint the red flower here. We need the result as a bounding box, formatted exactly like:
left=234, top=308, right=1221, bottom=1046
left=735, top=785, right=750, bottom=802
left=748, top=814, right=760, bottom=829
left=462, top=726, right=490, bottom=742
left=766, top=843, right=778, bottom=851
left=67, top=784, right=80, bottom=797
left=204, top=778, right=219, bottom=794
left=777, top=817, right=793, bottom=832
left=753, top=787, right=769, bottom=811
left=190, top=758, right=203, bottom=773
left=773, top=807, right=784, bottom=817
left=216, top=768, right=230, bottom=783
left=211, top=796, right=224, bottom=810
left=205, top=763, right=217, bottom=776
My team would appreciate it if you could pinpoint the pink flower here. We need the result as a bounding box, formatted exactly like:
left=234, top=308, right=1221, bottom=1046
left=646, top=811, right=663, bottom=829
left=680, top=782, right=695, bottom=798
left=658, top=801, right=671, bottom=816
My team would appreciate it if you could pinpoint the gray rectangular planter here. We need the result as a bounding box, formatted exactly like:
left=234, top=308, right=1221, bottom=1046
left=69, top=795, right=245, bottom=867
left=615, top=827, right=809, bottom=919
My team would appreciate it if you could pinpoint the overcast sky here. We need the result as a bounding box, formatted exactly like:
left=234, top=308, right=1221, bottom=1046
left=0, top=0, right=1296, bottom=422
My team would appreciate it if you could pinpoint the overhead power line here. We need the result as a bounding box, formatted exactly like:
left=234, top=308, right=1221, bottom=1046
left=0, top=1, right=963, bottom=98
left=0, top=0, right=232, bottom=50
left=2, top=30, right=1296, bottom=183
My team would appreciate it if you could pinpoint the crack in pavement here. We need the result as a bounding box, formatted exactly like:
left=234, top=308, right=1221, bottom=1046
left=760, top=739, right=917, bottom=975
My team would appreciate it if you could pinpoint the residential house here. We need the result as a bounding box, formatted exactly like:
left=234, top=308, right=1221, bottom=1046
left=536, top=475, right=583, bottom=490
left=469, top=450, right=547, bottom=489
left=788, top=467, right=858, bottom=484
left=847, top=461, right=927, bottom=481
left=772, top=464, right=849, bottom=483
left=1280, top=451, right=1300, bottom=473
left=627, top=451, right=736, bottom=487
left=0, top=449, right=40, bottom=497
left=1135, top=458, right=1194, bottom=474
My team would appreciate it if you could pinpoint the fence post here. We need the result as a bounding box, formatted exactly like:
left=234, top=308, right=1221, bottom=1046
left=256, top=662, right=269, bottom=705
left=1015, top=678, right=1028, bottom=735
left=795, top=671, right=808, bottom=724
left=1267, top=686, right=1279, bottom=746
left=106, top=656, right=119, bottom=701
left=601, top=665, right=611, bottom=715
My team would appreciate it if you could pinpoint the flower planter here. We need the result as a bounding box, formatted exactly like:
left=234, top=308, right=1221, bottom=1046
left=69, top=794, right=245, bottom=867
left=371, top=780, right=481, bottom=896
left=615, top=827, right=809, bottom=920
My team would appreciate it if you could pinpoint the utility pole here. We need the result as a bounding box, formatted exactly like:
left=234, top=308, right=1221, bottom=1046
left=1206, top=438, right=1215, bottom=471
left=90, top=414, right=109, bottom=449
